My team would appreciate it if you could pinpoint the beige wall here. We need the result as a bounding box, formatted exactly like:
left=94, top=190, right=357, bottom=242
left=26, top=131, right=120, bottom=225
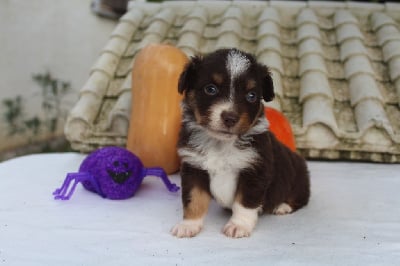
left=0, top=0, right=117, bottom=154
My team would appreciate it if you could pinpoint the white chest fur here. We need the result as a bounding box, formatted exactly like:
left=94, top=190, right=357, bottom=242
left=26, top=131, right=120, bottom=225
left=179, top=134, right=259, bottom=208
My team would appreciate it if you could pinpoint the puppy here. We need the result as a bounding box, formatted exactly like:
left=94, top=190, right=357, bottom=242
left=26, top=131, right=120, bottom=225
left=171, top=48, right=310, bottom=238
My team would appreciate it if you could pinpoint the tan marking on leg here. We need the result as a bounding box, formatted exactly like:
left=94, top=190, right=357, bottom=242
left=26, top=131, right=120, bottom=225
left=171, top=187, right=211, bottom=238
left=184, top=187, right=211, bottom=220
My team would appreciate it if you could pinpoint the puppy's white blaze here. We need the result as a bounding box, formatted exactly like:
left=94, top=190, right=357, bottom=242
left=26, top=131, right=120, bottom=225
left=208, top=101, right=234, bottom=132
left=227, top=50, right=250, bottom=80
left=226, top=50, right=250, bottom=100
left=171, top=218, right=204, bottom=238
left=223, top=202, right=260, bottom=238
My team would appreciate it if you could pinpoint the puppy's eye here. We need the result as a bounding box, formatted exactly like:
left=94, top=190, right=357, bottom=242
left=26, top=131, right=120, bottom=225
left=204, top=84, right=219, bottom=96
left=246, top=91, right=258, bottom=103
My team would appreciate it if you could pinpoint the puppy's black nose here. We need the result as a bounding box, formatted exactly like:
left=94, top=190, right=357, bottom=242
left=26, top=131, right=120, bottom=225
left=221, top=111, right=239, bottom=128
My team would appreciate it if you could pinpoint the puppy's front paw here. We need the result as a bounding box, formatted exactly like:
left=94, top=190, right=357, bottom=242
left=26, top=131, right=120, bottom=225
left=171, top=219, right=203, bottom=238
left=223, top=221, right=252, bottom=238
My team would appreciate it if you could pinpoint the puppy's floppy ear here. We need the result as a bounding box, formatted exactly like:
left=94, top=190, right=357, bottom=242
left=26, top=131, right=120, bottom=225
left=258, top=64, right=275, bottom=102
left=178, top=55, right=202, bottom=94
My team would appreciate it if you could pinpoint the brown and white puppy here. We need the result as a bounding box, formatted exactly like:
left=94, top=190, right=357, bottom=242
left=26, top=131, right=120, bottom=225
left=171, top=48, right=310, bottom=238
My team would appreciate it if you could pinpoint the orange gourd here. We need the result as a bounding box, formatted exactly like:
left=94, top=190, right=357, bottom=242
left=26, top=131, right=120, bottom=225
left=126, top=44, right=188, bottom=174
left=265, top=107, right=296, bottom=151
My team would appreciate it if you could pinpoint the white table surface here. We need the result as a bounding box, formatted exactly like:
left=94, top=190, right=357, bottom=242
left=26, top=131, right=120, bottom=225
left=0, top=153, right=399, bottom=266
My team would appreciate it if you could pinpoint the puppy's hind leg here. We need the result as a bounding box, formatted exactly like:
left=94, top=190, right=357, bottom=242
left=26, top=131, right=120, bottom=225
left=272, top=203, right=293, bottom=215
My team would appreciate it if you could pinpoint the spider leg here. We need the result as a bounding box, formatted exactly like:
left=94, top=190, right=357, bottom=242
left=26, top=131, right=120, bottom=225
left=144, top=167, right=180, bottom=192
left=53, top=172, right=95, bottom=200
left=53, top=172, right=79, bottom=197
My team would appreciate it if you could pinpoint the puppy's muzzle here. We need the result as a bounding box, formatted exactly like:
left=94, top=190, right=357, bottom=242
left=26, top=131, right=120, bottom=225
left=221, top=111, right=239, bottom=128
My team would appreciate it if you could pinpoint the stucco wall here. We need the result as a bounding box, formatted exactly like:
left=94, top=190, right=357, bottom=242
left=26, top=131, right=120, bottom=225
left=0, top=0, right=117, bottom=156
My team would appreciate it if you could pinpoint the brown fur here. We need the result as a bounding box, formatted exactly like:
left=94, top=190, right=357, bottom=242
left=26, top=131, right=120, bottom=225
left=174, top=48, right=310, bottom=237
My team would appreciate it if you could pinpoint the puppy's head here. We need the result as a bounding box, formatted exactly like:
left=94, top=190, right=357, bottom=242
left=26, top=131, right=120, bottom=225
left=178, top=48, right=274, bottom=140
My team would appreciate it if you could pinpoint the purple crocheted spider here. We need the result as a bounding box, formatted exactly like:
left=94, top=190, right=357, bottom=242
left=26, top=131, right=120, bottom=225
left=53, top=146, right=179, bottom=200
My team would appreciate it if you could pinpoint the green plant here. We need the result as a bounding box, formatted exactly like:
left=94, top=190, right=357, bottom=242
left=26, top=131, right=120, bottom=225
left=2, top=71, right=72, bottom=139
left=32, top=71, right=71, bottom=133
left=2, top=96, right=24, bottom=135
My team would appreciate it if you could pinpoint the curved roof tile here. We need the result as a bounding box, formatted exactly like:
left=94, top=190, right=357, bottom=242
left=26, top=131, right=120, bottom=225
left=81, top=71, right=110, bottom=97
left=258, top=51, right=283, bottom=75
left=348, top=74, right=384, bottom=106
left=333, top=9, right=359, bottom=27
left=298, top=38, right=324, bottom=58
left=111, top=21, right=137, bottom=41
left=339, top=39, right=368, bottom=62
left=102, top=37, right=129, bottom=58
left=376, top=25, right=400, bottom=46
left=65, top=1, right=400, bottom=162
left=354, top=99, right=394, bottom=140
left=389, top=58, right=400, bottom=82
left=370, top=12, right=397, bottom=32
left=302, top=96, right=340, bottom=139
left=296, top=8, right=319, bottom=26
left=382, top=40, right=400, bottom=62
left=120, top=8, right=144, bottom=26
left=300, top=71, right=333, bottom=103
left=258, top=7, right=280, bottom=24
left=256, top=36, right=281, bottom=55
left=104, top=91, right=131, bottom=135
left=336, top=23, right=364, bottom=44
left=297, top=23, right=322, bottom=43
left=343, top=55, right=375, bottom=79
left=257, top=20, right=280, bottom=39
left=299, top=54, right=328, bottom=76
left=91, top=52, right=119, bottom=79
